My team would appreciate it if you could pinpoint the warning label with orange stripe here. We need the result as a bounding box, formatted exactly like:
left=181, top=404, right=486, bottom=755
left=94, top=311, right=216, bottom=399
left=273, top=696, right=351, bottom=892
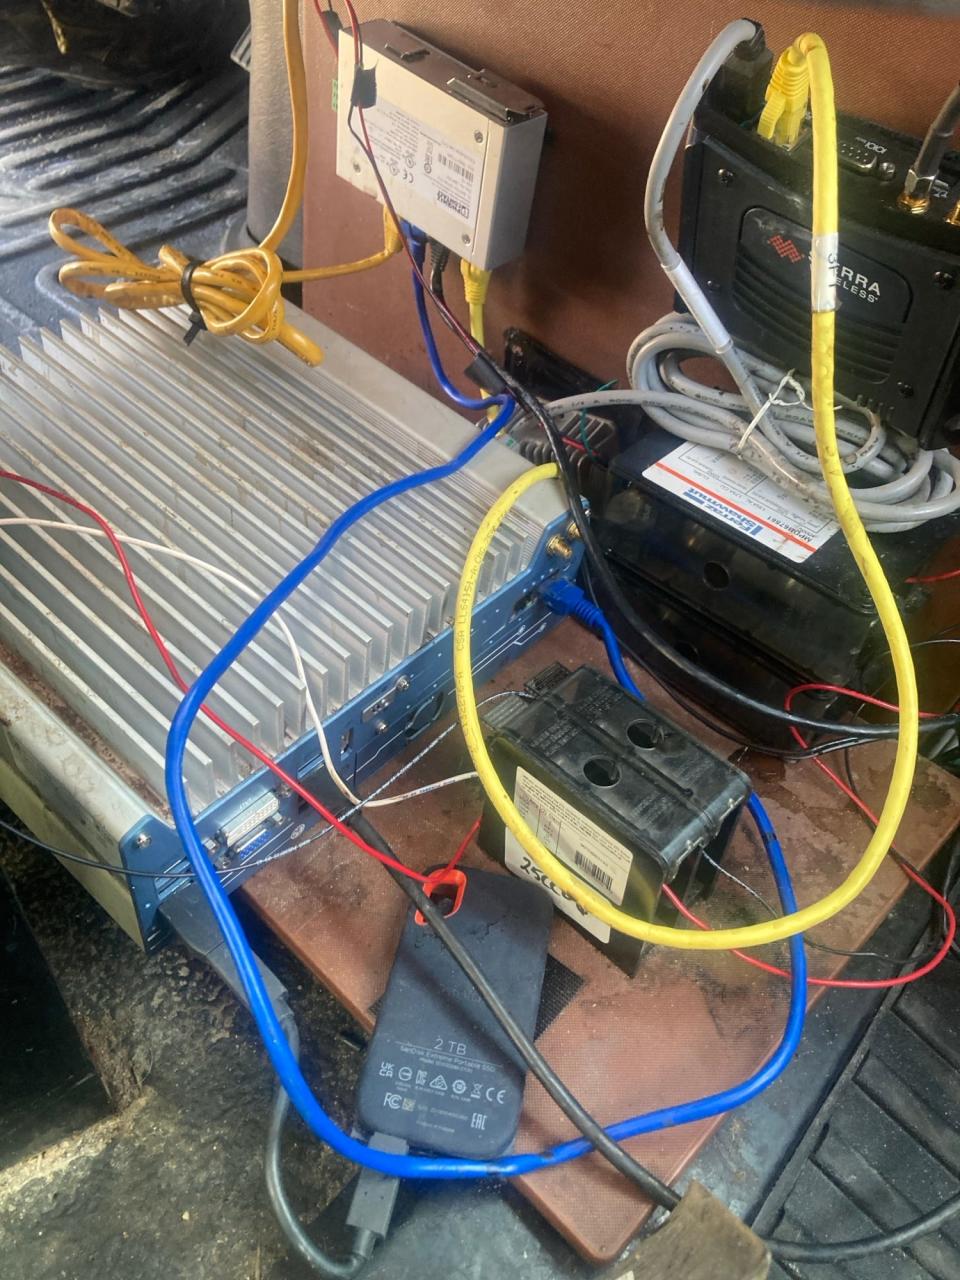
left=643, top=441, right=837, bottom=565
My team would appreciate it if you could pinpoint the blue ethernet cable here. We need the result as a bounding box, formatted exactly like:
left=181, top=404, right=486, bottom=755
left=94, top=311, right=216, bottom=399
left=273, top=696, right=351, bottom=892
left=540, top=579, right=636, bottom=693
left=407, top=228, right=506, bottom=415
left=163, top=417, right=806, bottom=1179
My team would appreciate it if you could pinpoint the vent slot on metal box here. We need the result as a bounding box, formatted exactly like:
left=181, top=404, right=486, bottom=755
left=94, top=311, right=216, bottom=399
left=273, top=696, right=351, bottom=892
left=0, top=308, right=547, bottom=813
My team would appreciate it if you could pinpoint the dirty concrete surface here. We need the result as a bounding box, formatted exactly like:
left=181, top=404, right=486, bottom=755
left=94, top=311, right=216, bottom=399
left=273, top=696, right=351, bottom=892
left=0, top=820, right=365, bottom=1280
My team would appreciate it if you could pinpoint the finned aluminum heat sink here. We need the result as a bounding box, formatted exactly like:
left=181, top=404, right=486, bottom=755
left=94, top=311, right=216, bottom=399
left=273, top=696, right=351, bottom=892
left=0, top=304, right=572, bottom=945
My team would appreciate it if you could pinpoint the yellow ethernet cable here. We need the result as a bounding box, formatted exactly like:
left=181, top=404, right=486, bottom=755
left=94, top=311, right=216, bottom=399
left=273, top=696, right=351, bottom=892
left=452, top=33, right=920, bottom=951
left=47, top=0, right=402, bottom=366
left=758, top=43, right=809, bottom=148
left=460, top=260, right=493, bottom=347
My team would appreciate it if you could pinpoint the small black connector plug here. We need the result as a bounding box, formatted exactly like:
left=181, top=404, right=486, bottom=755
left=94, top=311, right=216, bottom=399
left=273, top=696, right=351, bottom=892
left=351, top=66, right=378, bottom=110
left=736, top=20, right=767, bottom=60
left=345, top=1133, right=408, bottom=1249
left=321, top=9, right=343, bottom=45
left=712, top=22, right=773, bottom=123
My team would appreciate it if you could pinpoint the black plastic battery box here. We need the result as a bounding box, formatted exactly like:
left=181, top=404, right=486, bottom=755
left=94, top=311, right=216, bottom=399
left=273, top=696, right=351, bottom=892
left=478, top=664, right=751, bottom=974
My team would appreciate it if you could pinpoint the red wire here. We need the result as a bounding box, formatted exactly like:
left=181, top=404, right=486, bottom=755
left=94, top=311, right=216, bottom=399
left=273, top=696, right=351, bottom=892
left=906, top=567, right=960, bottom=584
left=660, top=679, right=958, bottom=988
left=312, top=0, right=340, bottom=55
left=662, top=872, right=955, bottom=990
left=0, top=470, right=428, bottom=883
left=446, top=818, right=480, bottom=872
left=787, top=680, right=941, bottom=720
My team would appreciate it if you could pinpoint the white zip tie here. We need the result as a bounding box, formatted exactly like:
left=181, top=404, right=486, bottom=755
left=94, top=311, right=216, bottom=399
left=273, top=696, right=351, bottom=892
left=733, top=370, right=806, bottom=456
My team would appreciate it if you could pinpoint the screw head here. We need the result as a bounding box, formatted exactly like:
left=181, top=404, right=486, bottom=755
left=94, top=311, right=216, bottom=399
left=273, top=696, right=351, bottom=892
left=706, top=279, right=721, bottom=293
left=717, top=168, right=735, bottom=186
left=461, top=233, right=471, bottom=245
left=374, top=719, right=389, bottom=736
left=878, top=160, right=896, bottom=181
left=473, top=129, right=484, bottom=144
left=133, top=833, right=151, bottom=849
left=396, top=676, right=411, bottom=692
left=934, top=270, right=955, bottom=290
left=352, top=160, right=362, bottom=173
left=897, top=381, right=915, bottom=398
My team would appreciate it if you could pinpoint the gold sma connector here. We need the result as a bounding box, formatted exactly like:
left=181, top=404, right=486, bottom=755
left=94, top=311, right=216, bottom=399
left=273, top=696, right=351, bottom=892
left=898, top=190, right=930, bottom=215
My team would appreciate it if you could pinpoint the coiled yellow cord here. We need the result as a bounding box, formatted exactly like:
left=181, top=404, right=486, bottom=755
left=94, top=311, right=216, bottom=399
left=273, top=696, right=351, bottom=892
left=47, top=0, right=402, bottom=366
left=452, top=33, right=920, bottom=950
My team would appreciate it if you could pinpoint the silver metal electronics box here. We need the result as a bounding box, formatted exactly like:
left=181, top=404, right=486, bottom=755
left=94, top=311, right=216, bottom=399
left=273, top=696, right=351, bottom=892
left=336, top=21, right=547, bottom=268
left=0, top=304, right=576, bottom=947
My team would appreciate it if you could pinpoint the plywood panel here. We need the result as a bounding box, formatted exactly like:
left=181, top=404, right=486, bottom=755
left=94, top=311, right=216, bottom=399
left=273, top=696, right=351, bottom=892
left=243, top=620, right=960, bottom=1262
left=302, top=3, right=960, bottom=396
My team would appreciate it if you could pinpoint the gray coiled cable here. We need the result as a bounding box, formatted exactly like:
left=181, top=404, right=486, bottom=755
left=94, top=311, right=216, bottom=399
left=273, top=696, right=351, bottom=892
left=532, top=314, right=960, bottom=532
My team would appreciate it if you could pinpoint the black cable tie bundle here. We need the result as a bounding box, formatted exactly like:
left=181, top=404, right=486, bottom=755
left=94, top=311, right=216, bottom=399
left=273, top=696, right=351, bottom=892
left=351, top=66, right=377, bottom=110
left=179, top=259, right=207, bottom=346
left=464, top=351, right=509, bottom=396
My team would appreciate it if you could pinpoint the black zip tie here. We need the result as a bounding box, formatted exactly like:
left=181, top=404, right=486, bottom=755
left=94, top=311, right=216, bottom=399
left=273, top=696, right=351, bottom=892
left=179, top=258, right=206, bottom=346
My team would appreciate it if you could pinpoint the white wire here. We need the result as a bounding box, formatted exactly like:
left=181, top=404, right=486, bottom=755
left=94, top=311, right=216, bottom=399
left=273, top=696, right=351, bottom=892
left=0, top=517, right=475, bottom=810
left=363, top=771, right=478, bottom=808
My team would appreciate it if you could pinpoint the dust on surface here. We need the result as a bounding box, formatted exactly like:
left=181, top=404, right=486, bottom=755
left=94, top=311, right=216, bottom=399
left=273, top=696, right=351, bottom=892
left=0, top=824, right=366, bottom=1280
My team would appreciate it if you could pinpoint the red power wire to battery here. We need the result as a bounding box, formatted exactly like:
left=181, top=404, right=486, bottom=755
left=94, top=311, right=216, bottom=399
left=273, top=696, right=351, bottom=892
left=663, top=679, right=957, bottom=989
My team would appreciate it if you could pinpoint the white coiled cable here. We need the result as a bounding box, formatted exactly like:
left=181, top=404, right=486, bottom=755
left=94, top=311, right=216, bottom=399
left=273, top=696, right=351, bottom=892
left=531, top=314, right=960, bottom=533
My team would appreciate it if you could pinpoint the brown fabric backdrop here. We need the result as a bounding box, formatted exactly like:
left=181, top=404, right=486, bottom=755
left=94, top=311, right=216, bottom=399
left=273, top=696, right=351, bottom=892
left=302, top=3, right=960, bottom=396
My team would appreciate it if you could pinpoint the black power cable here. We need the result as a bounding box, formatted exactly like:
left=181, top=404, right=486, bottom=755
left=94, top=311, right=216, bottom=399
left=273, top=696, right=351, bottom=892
left=504, top=380, right=960, bottom=743
left=769, top=1193, right=960, bottom=1263
left=349, top=812, right=681, bottom=1211
left=615, top=630, right=866, bottom=762
left=0, top=815, right=200, bottom=880
left=266, top=1016, right=376, bottom=1278
left=582, top=560, right=870, bottom=763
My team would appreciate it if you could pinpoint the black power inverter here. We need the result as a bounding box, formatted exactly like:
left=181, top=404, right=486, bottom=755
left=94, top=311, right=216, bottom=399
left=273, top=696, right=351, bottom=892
left=680, top=73, right=960, bottom=448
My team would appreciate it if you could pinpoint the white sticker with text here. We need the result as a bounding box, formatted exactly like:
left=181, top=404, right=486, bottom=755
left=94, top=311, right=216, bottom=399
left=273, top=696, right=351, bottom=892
left=644, top=440, right=837, bottom=564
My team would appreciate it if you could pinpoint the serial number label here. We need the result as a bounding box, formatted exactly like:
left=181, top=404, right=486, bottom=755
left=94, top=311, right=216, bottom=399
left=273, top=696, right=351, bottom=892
left=504, top=766, right=635, bottom=941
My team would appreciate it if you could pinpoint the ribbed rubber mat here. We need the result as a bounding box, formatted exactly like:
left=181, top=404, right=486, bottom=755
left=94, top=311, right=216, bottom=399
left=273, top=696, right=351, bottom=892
left=759, top=951, right=960, bottom=1279
left=0, top=62, right=248, bottom=345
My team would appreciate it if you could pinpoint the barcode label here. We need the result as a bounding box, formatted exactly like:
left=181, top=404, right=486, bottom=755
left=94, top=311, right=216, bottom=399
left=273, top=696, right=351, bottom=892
left=439, top=152, right=474, bottom=183
left=505, top=767, right=633, bottom=910
left=574, top=850, right=613, bottom=893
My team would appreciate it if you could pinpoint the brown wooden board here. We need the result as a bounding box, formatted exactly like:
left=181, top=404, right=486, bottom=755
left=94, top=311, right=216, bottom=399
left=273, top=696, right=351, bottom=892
left=242, top=621, right=960, bottom=1263
left=300, top=2, right=960, bottom=403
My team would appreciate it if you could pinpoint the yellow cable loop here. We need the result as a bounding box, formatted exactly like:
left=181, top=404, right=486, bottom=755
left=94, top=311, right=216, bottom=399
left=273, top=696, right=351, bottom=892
left=46, top=0, right=402, bottom=366
left=452, top=34, right=920, bottom=950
